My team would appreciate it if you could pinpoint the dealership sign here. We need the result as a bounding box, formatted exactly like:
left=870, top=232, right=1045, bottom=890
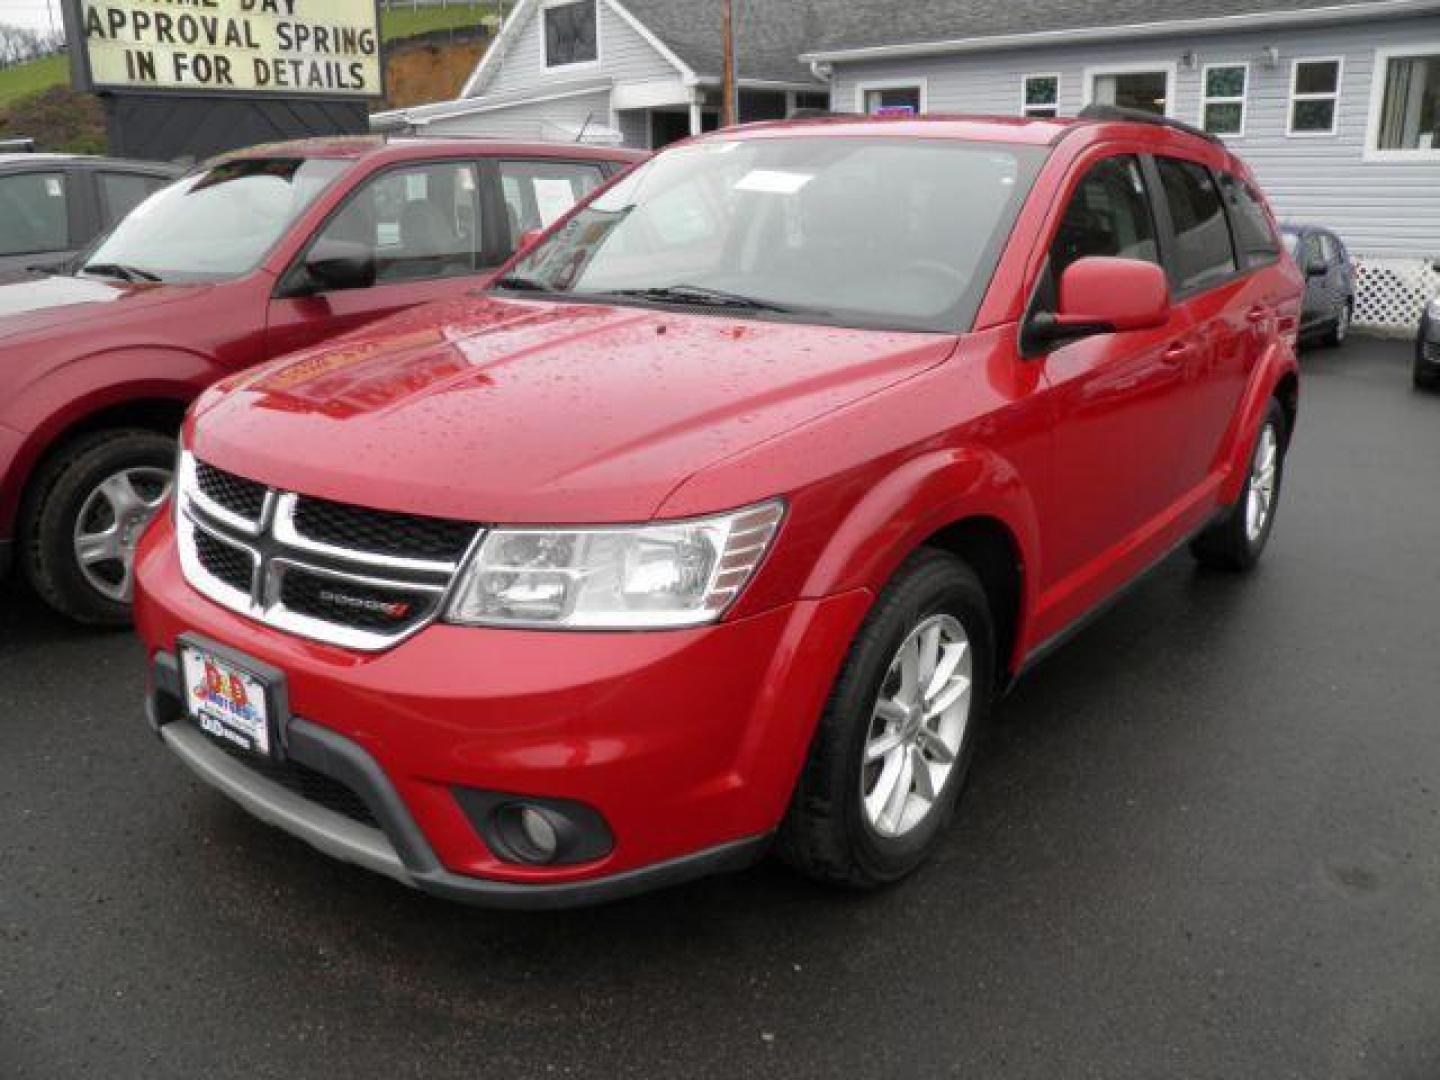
left=74, top=0, right=382, bottom=97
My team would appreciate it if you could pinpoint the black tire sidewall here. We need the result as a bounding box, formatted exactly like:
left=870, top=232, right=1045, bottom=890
left=831, top=554, right=995, bottom=882
left=23, top=430, right=176, bottom=625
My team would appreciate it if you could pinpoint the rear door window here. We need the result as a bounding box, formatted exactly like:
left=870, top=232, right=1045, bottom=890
left=1154, top=157, right=1237, bottom=293
left=0, top=172, right=69, bottom=255
left=1218, top=172, right=1281, bottom=270
left=498, top=159, right=606, bottom=241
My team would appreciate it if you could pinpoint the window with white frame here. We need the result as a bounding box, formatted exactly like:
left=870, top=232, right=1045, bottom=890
left=1201, top=63, right=1248, bottom=136
left=1369, top=47, right=1440, bottom=155
left=1022, top=74, right=1059, bottom=118
left=1089, top=66, right=1172, bottom=115
left=1288, top=58, right=1341, bottom=135
left=542, top=0, right=598, bottom=69
left=859, top=83, right=924, bottom=115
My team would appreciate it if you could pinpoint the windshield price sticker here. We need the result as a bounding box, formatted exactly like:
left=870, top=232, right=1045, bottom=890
left=734, top=170, right=815, bottom=195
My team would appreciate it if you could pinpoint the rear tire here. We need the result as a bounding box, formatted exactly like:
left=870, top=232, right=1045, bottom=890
left=1322, top=302, right=1351, bottom=347
left=778, top=548, right=995, bottom=888
left=1190, top=399, right=1287, bottom=572
left=20, top=429, right=176, bottom=625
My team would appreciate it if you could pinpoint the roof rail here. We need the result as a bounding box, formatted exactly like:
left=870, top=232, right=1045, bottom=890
left=1074, top=104, right=1222, bottom=145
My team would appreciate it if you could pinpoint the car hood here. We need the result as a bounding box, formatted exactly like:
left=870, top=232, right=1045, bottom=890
left=192, top=295, right=957, bottom=523
left=0, top=275, right=205, bottom=344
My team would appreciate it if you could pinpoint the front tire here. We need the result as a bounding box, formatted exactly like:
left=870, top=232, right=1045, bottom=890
left=20, top=429, right=176, bottom=625
left=1190, top=399, right=1287, bottom=572
left=778, top=549, right=995, bottom=888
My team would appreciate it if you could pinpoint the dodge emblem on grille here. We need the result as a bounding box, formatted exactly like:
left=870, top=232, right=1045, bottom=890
left=317, top=589, right=412, bottom=619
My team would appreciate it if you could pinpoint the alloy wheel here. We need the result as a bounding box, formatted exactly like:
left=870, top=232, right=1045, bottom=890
left=861, top=613, right=973, bottom=838
left=1246, top=422, right=1279, bottom=544
left=72, top=466, right=173, bottom=602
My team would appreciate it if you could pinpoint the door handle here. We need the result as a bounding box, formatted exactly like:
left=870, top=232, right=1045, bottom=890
left=1245, top=305, right=1270, bottom=325
left=1162, top=341, right=1193, bottom=364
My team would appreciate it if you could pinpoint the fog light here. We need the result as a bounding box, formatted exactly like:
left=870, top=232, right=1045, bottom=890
left=519, top=806, right=559, bottom=860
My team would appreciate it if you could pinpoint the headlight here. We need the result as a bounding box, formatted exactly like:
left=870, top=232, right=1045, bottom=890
left=445, top=501, right=784, bottom=629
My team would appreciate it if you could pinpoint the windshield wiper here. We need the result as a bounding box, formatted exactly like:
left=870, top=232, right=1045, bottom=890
left=604, top=284, right=797, bottom=313
left=81, top=262, right=162, bottom=283
left=491, top=274, right=551, bottom=292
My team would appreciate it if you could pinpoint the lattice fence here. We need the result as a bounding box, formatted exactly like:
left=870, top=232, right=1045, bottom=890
left=1353, top=256, right=1440, bottom=334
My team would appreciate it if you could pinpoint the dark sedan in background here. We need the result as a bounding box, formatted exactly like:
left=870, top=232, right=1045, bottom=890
left=1282, top=224, right=1354, bottom=347
left=1417, top=296, right=1440, bottom=391
left=0, top=153, right=181, bottom=278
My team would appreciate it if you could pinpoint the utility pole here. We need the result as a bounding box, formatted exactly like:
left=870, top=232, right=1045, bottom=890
left=721, top=0, right=737, bottom=127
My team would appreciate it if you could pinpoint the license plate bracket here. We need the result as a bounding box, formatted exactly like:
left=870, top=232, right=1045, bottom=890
left=178, top=632, right=290, bottom=761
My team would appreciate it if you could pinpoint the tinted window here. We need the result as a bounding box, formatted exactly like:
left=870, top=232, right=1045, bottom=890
left=499, top=159, right=605, bottom=240
left=504, top=137, right=1042, bottom=333
left=313, top=162, right=480, bottom=285
left=0, top=172, right=67, bottom=255
left=1218, top=172, right=1280, bottom=269
left=1155, top=158, right=1236, bottom=292
left=98, top=171, right=169, bottom=227
left=1049, top=155, right=1160, bottom=279
left=543, top=0, right=597, bottom=67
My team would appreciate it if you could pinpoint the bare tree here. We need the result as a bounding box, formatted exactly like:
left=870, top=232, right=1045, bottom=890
left=0, top=23, right=66, bottom=69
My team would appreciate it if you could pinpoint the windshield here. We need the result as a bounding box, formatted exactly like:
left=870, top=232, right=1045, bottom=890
left=82, top=157, right=349, bottom=283
left=498, top=136, right=1043, bottom=332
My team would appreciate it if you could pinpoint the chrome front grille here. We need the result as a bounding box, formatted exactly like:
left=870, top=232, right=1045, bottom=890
left=176, top=453, right=481, bottom=651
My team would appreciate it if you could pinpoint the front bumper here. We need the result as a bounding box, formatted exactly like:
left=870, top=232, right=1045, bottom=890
left=135, top=515, right=870, bottom=906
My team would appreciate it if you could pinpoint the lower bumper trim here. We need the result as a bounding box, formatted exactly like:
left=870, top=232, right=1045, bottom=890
left=150, top=651, right=771, bottom=908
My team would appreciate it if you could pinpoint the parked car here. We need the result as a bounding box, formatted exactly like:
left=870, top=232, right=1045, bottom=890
left=0, top=152, right=180, bottom=279
left=1280, top=224, right=1354, bottom=347
left=0, top=136, right=643, bottom=623
left=135, top=110, right=1302, bottom=908
left=1417, top=295, right=1440, bottom=390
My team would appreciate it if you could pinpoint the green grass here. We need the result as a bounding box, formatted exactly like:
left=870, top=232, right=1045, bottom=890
left=381, top=4, right=497, bottom=42
left=0, top=54, right=67, bottom=112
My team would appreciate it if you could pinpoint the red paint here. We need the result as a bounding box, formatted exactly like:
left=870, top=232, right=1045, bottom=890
left=135, top=115, right=1302, bottom=892
left=0, top=138, right=644, bottom=543
left=1056, top=257, right=1170, bottom=332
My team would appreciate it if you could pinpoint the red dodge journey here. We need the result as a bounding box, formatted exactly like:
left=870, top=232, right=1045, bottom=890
left=135, top=109, right=1302, bottom=907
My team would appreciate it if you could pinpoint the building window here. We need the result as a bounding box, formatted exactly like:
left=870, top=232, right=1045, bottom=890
left=858, top=82, right=925, bottom=115
left=1087, top=65, right=1173, bottom=116
left=543, top=0, right=598, bottom=69
left=794, top=91, right=831, bottom=112
left=1022, top=74, right=1059, bottom=118
left=1367, top=47, right=1440, bottom=158
left=1288, top=58, right=1342, bottom=135
left=1201, top=63, right=1248, bottom=136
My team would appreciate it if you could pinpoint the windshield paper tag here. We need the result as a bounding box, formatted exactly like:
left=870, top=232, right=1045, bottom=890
left=735, top=170, right=814, bottom=195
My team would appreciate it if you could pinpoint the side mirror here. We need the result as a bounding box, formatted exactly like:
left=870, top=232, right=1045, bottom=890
left=1027, top=257, right=1171, bottom=352
left=305, top=238, right=375, bottom=292
left=516, top=228, right=545, bottom=255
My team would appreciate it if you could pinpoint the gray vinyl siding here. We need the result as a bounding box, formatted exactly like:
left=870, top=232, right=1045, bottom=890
left=421, top=90, right=614, bottom=140
left=830, top=14, right=1440, bottom=260
left=474, top=0, right=678, bottom=98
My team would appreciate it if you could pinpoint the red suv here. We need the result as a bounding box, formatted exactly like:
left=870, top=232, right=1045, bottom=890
left=0, top=136, right=641, bottom=623
left=134, top=110, right=1301, bottom=907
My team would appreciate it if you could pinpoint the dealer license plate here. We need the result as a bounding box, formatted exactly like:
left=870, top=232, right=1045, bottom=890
left=180, top=643, right=274, bottom=758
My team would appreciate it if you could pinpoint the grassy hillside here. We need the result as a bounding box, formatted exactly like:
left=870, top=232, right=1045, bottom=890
left=380, top=4, right=496, bottom=41
left=0, top=54, right=67, bottom=111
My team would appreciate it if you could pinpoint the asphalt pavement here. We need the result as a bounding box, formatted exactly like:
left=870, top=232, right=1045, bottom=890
left=3, top=337, right=1438, bottom=1079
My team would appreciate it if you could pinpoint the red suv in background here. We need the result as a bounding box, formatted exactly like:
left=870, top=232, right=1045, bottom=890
left=0, top=136, right=642, bottom=623
left=135, top=109, right=1301, bottom=908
